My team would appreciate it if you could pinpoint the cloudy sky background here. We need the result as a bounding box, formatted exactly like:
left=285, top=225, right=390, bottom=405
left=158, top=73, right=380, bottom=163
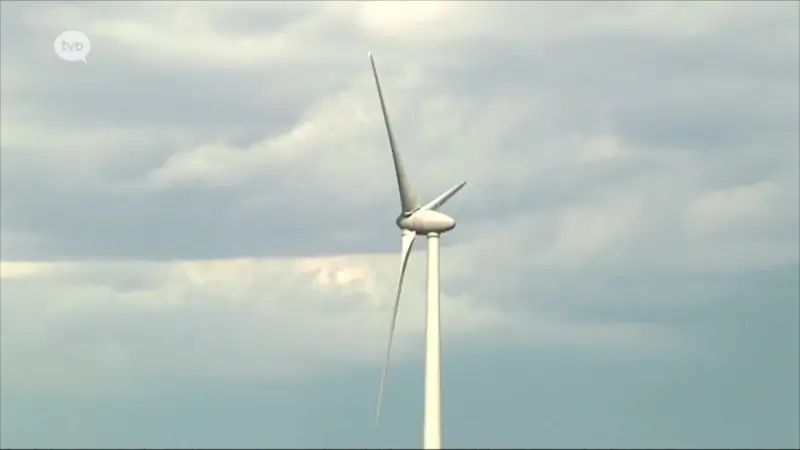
left=1, top=1, right=798, bottom=448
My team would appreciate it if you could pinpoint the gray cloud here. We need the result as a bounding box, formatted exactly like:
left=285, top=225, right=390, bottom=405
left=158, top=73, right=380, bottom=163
left=2, top=2, right=797, bottom=263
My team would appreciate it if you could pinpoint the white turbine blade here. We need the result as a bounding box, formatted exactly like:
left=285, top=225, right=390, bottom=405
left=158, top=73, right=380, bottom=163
left=368, top=52, right=419, bottom=214
left=375, top=229, right=417, bottom=429
left=418, top=181, right=467, bottom=212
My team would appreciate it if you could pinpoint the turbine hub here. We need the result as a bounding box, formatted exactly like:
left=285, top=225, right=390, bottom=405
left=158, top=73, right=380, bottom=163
left=397, top=210, right=456, bottom=234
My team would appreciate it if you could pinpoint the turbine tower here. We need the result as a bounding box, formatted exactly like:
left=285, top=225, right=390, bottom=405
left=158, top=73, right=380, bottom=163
left=369, top=52, right=466, bottom=450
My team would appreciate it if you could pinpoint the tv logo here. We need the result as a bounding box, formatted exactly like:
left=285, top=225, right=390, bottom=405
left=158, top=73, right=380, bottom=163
left=54, top=30, right=91, bottom=63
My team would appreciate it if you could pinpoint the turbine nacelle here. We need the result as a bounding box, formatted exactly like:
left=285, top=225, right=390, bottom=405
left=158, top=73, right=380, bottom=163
left=397, top=210, right=456, bottom=234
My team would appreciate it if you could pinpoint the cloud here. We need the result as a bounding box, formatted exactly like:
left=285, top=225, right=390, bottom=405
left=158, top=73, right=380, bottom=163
left=1, top=2, right=798, bottom=447
left=3, top=1, right=797, bottom=262
left=0, top=256, right=680, bottom=396
left=687, top=181, right=782, bottom=236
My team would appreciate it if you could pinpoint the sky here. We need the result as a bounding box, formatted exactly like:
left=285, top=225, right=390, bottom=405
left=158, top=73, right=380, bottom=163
left=0, top=1, right=798, bottom=448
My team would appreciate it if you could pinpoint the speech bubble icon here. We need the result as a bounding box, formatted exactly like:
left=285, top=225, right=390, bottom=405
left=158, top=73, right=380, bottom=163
left=54, top=30, right=91, bottom=64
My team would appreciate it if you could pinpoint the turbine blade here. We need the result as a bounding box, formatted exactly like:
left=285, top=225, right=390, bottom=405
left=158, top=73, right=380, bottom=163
left=375, top=229, right=417, bottom=429
left=368, top=52, right=419, bottom=214
left=418, top=181, right=467, bottom=212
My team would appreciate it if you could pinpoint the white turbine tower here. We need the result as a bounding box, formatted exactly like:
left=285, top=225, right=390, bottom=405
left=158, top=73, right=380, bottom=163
left=369, top=52, right=466, bottom=450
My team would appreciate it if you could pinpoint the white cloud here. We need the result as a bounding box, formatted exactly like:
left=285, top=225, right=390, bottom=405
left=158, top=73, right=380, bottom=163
left=0, top=261, right=52, bottom=279
left=549, top=195, right=644, bottom=265
left=0, top=256, right=680, bottom=395
left=686, top=181, right=783, bottom=238
left=145, top=71, right=382, bottom=189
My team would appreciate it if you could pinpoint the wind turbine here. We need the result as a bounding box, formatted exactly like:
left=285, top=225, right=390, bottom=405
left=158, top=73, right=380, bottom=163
left=369, top=52, right=466, bottom=450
